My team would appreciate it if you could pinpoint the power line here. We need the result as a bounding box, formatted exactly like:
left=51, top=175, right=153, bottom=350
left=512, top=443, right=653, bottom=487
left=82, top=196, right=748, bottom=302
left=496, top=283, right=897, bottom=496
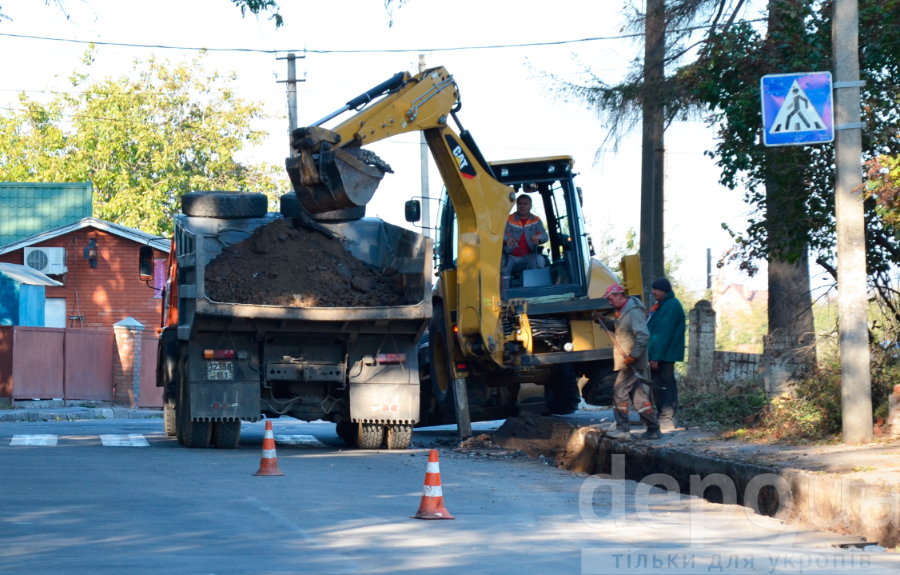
left=0, top=21, right=765, bottom=55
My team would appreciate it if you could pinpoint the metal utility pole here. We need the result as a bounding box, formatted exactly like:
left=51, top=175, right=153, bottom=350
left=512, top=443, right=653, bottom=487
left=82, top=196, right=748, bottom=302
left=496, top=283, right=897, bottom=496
left=706, top=248, right=712, bottom=291
left=277, top=52, right=306, bottom=158
left=418, top=54, right=431, bottom=237
left=639, top=0, right=666, bottom=300
left=833, top=0, right=872, bottom=444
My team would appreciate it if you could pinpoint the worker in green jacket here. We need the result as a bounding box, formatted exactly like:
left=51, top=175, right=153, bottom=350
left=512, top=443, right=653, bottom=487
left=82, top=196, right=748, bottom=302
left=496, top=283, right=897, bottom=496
left=646, top=278, right=686, bottom=432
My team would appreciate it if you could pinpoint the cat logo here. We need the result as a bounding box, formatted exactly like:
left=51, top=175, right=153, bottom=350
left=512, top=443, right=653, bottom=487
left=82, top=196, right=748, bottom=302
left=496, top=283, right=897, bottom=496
left=444, top=134, right=477, bottom=179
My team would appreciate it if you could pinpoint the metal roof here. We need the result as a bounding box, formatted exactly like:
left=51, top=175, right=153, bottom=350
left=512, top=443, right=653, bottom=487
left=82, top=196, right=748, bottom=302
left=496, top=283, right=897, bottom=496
left=0, top=263, right=63, bottom=287
left=0, top=217, right=171, bottom=255
left=0, top=182, right=93, bottom=246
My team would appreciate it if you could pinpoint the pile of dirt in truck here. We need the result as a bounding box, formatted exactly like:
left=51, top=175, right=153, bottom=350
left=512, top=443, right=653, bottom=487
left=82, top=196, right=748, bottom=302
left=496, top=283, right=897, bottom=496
left=204, top=218, right=405, bottom=307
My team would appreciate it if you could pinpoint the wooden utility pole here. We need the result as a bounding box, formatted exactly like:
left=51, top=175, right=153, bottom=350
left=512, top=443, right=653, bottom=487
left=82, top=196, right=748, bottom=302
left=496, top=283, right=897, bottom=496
left=640, top=0, right=666, bottom=299
left=419, top=54, right=431, bottom=237
left=832, top=0, right=872, bottom=444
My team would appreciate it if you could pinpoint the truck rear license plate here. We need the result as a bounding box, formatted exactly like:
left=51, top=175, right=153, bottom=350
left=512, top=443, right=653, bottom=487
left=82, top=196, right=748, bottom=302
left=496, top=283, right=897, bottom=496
left=207, top=361, right=233, bottom=380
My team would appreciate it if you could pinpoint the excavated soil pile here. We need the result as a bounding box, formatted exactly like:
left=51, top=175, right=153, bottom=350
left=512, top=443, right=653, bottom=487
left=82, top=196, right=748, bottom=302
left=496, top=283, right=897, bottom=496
left=204, top=218, right=405, bottom=307
left=491, top=412, right=600, bottom=472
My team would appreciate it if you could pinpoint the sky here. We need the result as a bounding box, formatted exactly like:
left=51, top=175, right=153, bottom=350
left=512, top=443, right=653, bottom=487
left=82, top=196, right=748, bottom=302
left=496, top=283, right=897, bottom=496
left=0, top=0, right=789, bottom=294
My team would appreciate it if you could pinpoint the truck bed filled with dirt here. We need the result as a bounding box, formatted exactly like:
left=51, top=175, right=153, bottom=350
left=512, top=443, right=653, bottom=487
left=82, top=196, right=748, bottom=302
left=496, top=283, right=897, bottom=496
left=204, top=217, right=409, bottom=308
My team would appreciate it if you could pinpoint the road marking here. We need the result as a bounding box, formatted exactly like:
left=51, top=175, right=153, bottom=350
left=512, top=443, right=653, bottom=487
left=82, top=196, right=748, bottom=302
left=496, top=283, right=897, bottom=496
left=10, top=435, right=57, bottom=446
left=275, top=434, right=326, bottom=447
left=100, top=434, right=149, bottom=447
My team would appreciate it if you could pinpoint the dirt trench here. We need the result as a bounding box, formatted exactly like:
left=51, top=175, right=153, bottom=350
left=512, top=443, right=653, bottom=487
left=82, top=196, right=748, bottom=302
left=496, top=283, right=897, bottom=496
left=204, top=218, right=405, bottom=308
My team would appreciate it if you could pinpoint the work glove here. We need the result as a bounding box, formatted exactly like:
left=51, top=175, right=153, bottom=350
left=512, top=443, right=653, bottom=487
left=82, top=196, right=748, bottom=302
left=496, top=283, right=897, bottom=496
left=623, top=355, right=637, bottom=367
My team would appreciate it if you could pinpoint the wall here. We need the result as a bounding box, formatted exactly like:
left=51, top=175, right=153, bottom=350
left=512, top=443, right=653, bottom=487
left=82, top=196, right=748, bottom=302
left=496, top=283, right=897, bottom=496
left=714, top=351, right=762, bottom=382
left=687, top=300, right=763, bottom=387
left=0, top=228, right=166, bottom=329
left=0, top=325, right=159, bottom=406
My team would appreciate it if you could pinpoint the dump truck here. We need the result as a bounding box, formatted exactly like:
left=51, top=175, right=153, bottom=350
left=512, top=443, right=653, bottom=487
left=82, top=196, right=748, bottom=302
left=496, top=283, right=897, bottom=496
left=286, top=66, right=643, bottom=436
left=152, top=192, right=431, bottom=450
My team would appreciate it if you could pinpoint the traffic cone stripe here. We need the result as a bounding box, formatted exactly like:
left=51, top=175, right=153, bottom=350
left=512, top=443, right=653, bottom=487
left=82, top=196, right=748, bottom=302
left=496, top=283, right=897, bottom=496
left=262, top=449, right=277, bottom=458
left=423, top=485, right=443, bottom=498
left=426, top=461, right=440, bottom=473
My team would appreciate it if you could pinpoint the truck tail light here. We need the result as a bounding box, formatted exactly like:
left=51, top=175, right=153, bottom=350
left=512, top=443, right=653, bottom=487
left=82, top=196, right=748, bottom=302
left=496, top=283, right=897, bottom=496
left=376, top=353, right=406, bottom=364
left=204, top=349, right=235, bottom=359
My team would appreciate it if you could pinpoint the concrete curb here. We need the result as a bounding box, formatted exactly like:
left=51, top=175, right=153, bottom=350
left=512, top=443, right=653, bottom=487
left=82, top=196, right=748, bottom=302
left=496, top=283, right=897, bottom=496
left=576, top=432, right=900, bottom=547
left=0, top=407, right=162, bottom=423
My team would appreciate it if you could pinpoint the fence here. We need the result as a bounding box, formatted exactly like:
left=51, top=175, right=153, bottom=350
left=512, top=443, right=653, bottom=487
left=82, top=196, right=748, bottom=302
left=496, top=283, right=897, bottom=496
left=0, top=325, right=161, bottom=407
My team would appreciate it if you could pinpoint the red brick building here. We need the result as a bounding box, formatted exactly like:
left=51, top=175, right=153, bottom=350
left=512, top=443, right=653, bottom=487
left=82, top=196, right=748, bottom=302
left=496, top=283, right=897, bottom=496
left=0, top=218, right=170, bottom=330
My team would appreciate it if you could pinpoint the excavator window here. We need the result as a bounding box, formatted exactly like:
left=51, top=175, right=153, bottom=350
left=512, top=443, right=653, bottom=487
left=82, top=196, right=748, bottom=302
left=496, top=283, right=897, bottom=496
left=434, top=175, right=588, bottom=300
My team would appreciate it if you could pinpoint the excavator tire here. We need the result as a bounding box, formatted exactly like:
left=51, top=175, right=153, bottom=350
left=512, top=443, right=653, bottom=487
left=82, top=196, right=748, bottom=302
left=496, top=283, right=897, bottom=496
left=280, top=192, right=366, bottom=222
left=385, top=424, right=413, bottom=450
left=544, top=364, right=581, bottom=415
left=427, top=304, right=456, bottom=423
left=182, top=192, right=268, bottom=219
left=357, top=423, right=384, bottom=450
left=580, top=362, right=616, bottom=407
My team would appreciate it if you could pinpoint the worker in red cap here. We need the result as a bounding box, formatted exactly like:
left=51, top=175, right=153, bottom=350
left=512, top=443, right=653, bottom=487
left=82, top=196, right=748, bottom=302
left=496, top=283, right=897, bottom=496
left=592, top=284, right=661, bottom=440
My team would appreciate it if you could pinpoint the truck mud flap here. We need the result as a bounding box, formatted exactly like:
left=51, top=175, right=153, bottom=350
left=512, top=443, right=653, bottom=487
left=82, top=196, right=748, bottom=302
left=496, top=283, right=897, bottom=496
left=189, top=382, right=260, bottom=422
left=350, top=384, right=419, bottom=425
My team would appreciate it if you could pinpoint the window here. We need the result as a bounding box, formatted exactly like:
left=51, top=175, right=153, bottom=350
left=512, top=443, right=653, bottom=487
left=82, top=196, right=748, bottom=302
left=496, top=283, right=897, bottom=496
left=44, top=298, right=66, bottom=328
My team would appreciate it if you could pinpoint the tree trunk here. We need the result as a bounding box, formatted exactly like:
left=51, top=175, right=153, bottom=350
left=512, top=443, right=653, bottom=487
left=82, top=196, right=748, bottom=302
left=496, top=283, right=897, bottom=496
left=762, top=0, right=817, bottom=396
left=639, top=0, right=666, bottom=300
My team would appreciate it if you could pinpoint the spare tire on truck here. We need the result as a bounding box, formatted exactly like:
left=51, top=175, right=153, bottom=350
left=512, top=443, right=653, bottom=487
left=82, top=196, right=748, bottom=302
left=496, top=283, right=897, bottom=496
left=279, top=192, right=366, bottom=222
left=182, top=192, right=268, bottom=218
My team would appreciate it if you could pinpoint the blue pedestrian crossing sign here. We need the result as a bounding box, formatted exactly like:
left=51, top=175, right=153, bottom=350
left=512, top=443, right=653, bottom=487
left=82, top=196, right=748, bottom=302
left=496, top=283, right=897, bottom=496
left=760, top=72, right=834, bottom=147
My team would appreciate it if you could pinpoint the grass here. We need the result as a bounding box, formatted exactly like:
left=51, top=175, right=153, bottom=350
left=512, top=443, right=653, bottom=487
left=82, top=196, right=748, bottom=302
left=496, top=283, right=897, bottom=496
left=678, top=378, right=768, bottom=431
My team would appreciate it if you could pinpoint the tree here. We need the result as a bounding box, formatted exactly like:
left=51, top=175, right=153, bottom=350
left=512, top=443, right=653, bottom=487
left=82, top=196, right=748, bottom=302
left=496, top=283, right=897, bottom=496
left=0, top=1, right=283, bottom=27
left=0, top=47, right=289, bottom=235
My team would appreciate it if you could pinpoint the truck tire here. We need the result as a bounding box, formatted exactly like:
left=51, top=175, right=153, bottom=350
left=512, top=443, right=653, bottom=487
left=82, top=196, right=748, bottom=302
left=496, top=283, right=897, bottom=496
left=163, top=391, right=177, bottom=437
left=211, top=421, right=241, bottom=449
left=544, top=364, right=581, bottom=415
left=279, top=192, right=366, bottom=222
left=427, top=303, right=456, bottom=423
left=336, top=421, right=357, bottom=447
left=357, top=423, right=384, bottom=450
left=182, top=192, right=268, bottom=219
left=179, top=376, right=212, bottom=448
left=385, top=424, right=413, bottom=450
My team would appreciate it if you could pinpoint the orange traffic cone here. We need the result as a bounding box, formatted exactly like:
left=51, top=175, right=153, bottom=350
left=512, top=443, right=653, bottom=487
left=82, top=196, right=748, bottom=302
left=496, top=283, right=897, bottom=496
left=253, top=421, right=285, bottom=476
left=411, top=449, right=454, bottom=520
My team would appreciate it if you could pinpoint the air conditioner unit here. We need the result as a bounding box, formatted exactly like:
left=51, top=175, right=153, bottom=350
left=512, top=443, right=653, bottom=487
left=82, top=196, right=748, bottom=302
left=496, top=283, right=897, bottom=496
left=24, top=247, right=67, bottom=275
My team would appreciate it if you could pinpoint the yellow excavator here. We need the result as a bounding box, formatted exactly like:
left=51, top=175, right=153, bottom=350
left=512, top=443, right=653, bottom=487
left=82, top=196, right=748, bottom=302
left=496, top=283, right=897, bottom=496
left=286, top=66, right=642, bottom=435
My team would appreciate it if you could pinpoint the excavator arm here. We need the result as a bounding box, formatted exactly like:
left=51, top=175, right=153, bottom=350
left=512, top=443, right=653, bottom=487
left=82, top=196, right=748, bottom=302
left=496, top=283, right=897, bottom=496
left=285, top=67, right=515, bottom=367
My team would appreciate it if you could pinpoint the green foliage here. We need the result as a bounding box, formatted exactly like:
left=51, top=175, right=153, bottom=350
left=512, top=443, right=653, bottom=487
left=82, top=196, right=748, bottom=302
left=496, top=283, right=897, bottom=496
left=689, top=0, right=900, bottom=278
left=678, top=379, right=768, bottom=430
left=0, top=48, right=289, bottom=236
left=232, top=0, right=283, bottom=28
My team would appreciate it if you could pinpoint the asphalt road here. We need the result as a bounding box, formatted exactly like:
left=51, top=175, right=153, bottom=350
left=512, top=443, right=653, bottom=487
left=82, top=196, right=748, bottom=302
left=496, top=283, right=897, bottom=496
left=0, top=418, right=896, bottom=575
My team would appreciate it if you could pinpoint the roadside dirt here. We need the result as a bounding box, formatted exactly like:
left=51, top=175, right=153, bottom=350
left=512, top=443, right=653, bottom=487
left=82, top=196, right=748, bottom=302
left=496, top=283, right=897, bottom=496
left=454, top=413, right=602, bottom=472
left=204, top=218, right=405, bottom=307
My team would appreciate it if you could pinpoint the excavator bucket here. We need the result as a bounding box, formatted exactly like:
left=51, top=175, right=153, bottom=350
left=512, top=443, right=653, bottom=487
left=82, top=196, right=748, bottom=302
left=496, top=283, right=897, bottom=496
left=285, top=144, right=393, bottom=214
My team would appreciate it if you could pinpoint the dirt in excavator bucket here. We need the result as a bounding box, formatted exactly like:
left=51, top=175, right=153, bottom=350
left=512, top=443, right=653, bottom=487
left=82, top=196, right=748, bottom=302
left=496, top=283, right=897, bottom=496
left=204, top=218, right=406, bottom=308
left=285, top=147, right=393, bottom=214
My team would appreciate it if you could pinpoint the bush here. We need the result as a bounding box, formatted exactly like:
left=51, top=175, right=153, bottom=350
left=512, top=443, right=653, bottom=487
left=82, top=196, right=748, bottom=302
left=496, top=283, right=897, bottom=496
left=678, top=378, right=768, bottom=430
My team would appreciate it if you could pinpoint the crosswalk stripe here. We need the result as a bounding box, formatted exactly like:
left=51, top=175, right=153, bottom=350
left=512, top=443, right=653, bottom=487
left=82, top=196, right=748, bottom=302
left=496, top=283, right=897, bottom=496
left=274, top=434, right=326, bottom=447
left=100, top=434, right=149, bottom=447
left=10, top=435, right=57, bottom=446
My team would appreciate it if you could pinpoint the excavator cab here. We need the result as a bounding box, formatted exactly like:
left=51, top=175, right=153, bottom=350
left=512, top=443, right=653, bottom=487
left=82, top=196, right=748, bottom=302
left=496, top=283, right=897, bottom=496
left=434, top=156, right=592, bottom=301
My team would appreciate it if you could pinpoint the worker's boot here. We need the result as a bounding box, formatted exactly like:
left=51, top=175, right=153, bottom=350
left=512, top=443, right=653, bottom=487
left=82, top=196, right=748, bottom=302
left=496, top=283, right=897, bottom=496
left=638, top=428, right=662, bottom=441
